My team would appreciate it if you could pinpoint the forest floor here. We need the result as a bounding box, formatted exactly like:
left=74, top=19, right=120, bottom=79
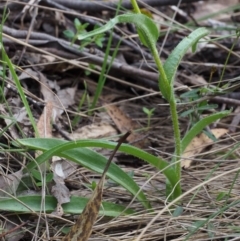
left=1, top=0, right=240, bottom=240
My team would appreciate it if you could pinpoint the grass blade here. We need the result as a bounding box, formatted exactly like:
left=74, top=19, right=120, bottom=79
left=16, top=139, right=151, bottom=209
left=17, top=138, right=181, bottom=199
left=0, top=195, right=134, bottom=217
left=0, top=45, right=38, bottom=136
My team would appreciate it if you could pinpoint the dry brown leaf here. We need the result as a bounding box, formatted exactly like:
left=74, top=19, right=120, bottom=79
left=36, top=101, right=54, bottom=177
left=0, top=170, right=23, bottom=197
left=49, top=156, right=72, bottom=217
left=57, top=87, right=76, bottom=109
left=51, top=203, right=64, bottom=217
left=51, top=179, right=70, bottom=215
left=37, top=102, right=71, bottom=212
left=183, top=74, right=208, bottom=86
left=37, top=101, right=53, bottom=138
left=105, top=104, right=148, bottom=148
left=18, top=68, right=39, bottom=81
left=51, top=161, right=71, bottom=206
left=52, top=157, right=77, bottom=179
left=39, top=72, right=76, bottom=119
left=1, top=216, right=25, bottom=241
left=181, top=128, right=228, bottom=168
left=13, top=107, right=28, bottom=124
left=69, top=122, right=117, bottom=140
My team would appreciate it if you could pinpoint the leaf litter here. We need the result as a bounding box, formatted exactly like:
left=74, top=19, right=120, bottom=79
left=1, top=0, right=240, bottom=240
left=181, top=128, right=229, bottom=168
left=104, top=102, right=149, bottom=148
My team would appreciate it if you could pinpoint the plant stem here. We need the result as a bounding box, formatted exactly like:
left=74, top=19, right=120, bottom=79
left=130, top=0, right=141, bottom=13
left=151, top=44, right=182, bottom=170
left=169, top=99, right=182, bottom=178
left=130, top=0, right=182, bottom=186
left=152, top=48, right=170, bottom=95
left=131, top=1, right=171, bottom=98
left=147, top=116, right=150, bottom=130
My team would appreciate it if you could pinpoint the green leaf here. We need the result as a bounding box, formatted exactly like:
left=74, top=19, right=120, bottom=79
left=164, top=28, right=209, bottom=86
left=142, top=107, right=149, bottom=114
left=2, top=45, right=38, bottom=135
left=187, top=220, right=206, bottom=232
left=202, top=130, right=217, bottom=142
left=182, top=111, right=230, bottom=152
left=81, top=23, right=89, bottom=31
left=94, top=35, right=104, bottom=48
left=180, top=88, right=200, bottom=99
left=85, top=63, right=95, bottom=76
left=77, top=13, right=159, bottom=49
left=0, top=195, right=134, bottom=217
left=172, top=206, right=183, bottom=217
left=192, top=41, right=198, bottom=53
left=207, top=222, right=215, bottom=239
left=196, top=104, right=218, bottom=112
left=63, top=29, right=75, bottom=39
left=180, top=104, right=218, bottom=117
left=16, top=138, right=181, bottom=200
left=16, top=139, right=151, bottom=209
left=31, top=169, right=53, bottom=183
left=74, top=18, right=81, bottom=29
left=216, top=192, right=228, bottom=201
left=180, top=108, right=195, bottom=117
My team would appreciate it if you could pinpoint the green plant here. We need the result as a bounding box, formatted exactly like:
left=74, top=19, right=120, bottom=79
left=72, top=0, right=229, bottom=199
left=180, top=89, right=219, bottom=141
left=17, top=111, right=227, bottom=203
left=63, top=18, right=105, bottom=49
left=71, top=80, right=89, bottom=128
left=0, top=38, right=38, bottom=137
left=89, top=1, right=123, bottom=111
left=84, top=63, right=96, bottom=76
left=0, top=1, right=148, bottom=216
left=3, top=0, right=229, bottom=210
left=142, top=107, right=155, bottom=130
left=15, top=138, right=152, bottom=209
left=180, top=89, right=218, bottom=119
left=31, top=169, right=53, bottom=187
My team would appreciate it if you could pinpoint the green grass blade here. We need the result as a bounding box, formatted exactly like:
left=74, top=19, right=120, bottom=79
left=90, top=30, right=114, bottom=111
left=0, top=195, right=134, bottom=217
left=0, top=46, right=38, bottom=136
left=16, top=139, right=151, bottom=209
left=90, top=1, right=121, bottom=111
left=163, top=28, right=209, bottom=86
left=182, top=111, right=230, bottom=152
left=16, top=138, right=181, bottom=199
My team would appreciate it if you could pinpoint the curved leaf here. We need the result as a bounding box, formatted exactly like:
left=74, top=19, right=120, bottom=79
left=16, top=140, right=150, bottom=209
left=164, top=28, right=209, bottom=86
left=16, top=138, right=181, bottom=199
left=0, top=195, right=134, bottom=217
left=182, top=111, right=230, bottom=152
